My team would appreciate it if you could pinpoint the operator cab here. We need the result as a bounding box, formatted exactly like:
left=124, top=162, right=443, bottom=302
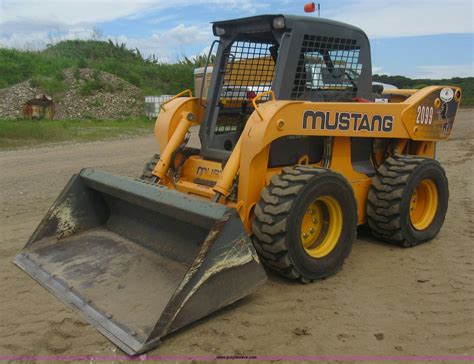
left=199, top=14, right=372, bottom=162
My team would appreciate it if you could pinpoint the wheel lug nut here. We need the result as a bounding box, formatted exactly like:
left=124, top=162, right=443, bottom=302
left=303, top=233, right=308, bottom=238
left=310, top=228, right=315, bottom=233
left=312, top=218, right=317, bottom=223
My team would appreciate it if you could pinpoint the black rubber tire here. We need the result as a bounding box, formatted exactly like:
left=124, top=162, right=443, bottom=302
left=367, top=154, right=449, bottom=247
left=252, top=165, right=358, bottom=283
left=140, top=153, right=160, bottom=182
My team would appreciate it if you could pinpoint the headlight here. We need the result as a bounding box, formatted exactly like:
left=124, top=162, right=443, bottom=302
left=272, top=16, right=285, bottom=29
left=214, top=26, right=226, bottom=36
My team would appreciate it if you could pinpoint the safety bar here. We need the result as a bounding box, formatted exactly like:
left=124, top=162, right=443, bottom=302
left=160, top=89, right=193, bottom=111
left=252, top=90, right=276, bottom=120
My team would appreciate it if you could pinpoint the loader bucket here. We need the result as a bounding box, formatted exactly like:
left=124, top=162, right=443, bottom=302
left=13, top=168, right=266, bottom=355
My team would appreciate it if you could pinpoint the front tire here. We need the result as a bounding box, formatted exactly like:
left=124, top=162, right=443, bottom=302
left=252, top=166, right=358, bottom=283
left=140, top=153, right=160, bottom=182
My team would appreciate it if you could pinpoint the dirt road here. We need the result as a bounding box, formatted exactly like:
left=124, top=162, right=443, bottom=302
left=1, top=110, right=473, bottom=359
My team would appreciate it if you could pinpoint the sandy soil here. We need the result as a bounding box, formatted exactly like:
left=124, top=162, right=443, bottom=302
left=1, top=110, right=473, bottom=360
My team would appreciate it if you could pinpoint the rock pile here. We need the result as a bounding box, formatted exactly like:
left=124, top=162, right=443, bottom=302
left=0, top=81, right=37, bottom=119
left=0, top=68, right=144, bottom=120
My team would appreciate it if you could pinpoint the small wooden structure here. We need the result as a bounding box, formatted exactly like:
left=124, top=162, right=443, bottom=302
left=23, top=94, right=55, bottom=119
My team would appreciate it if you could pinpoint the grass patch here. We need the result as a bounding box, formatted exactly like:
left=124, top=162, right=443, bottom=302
left=80, top=79, right=104, bottom=95
left=89, top=99, right=104, bottom=107
left=0, top=118, right=154, bottom=150
left=0, top=40, right=195, bottom=95
left=29, top=76, right=67, bottom=96
left=73, top=67, right=82, bottom=80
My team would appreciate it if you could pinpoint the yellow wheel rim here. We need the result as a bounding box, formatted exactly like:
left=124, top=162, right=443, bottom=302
left=409, top=179, right=438, bottom=230
left=300, top=196, right=343, bottom=258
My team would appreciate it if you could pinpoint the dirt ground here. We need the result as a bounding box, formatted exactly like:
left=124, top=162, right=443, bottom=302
left=0, top=109, right=473, bottom=360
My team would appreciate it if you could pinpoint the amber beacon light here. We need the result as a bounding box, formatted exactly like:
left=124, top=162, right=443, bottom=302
left=304, top=2, right=316, bottom=12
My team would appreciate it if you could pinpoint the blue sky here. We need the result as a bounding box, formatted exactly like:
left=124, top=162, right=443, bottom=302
left=1, top=0, right=473, bottom=78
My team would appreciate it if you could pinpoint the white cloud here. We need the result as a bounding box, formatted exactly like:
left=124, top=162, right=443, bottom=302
left=1, top=0, right=158, bottom=26
left=411, top=64, right=473, bottom=79
left=199, top=45, right=215, bottom=57
left=372, top=66, right=384, bottom=74
left=0, top=0, right=261, bottom=26
left=327, top=0, right=473, bottom=38
left=146, top=15, right=178, bottom=25
left=212, top=0, right=267, bottom=14
left=151, top=24, right=210, bottom=45
left=107, top=24, right=214, bottom=62
left=0, top=0, right=158, bottom=48
left=0, top=25, right=97, bottom=50
left=0, top=0, right=257, bottom=51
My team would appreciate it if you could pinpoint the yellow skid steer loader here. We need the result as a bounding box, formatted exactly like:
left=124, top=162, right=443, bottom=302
left=15, top=15, right=461, bottom=354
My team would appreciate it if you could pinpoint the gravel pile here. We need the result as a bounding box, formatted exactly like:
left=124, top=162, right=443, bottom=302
left=0, top=68, right=144, bottom=120
left=0, top=81, right=37, bottom=119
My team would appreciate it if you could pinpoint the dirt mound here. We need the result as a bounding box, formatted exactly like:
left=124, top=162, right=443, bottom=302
left=0, top=68, right=144, bottom=120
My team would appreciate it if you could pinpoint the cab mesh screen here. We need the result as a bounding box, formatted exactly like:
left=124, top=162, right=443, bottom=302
left=215, top=40, right=276, bottom=134
left=291, top=34, right=362, bottom=101
left=221, top=41, right=276, bottom=103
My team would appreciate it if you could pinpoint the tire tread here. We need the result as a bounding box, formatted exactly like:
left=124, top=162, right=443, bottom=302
left=367, top=154, right=446, bottom=247
left=252, top=166, right=340, bottom=283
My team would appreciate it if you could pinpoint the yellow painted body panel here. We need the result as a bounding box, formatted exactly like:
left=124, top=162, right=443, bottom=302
left=152, top=85, right=461, bottom=232
left=154, top=97, right=204, bottom=154
left=383, top=89, right=418, bottom=97
left=181, top=155, right=222, bottom=184
left=175, top=180, right=215, bottom=199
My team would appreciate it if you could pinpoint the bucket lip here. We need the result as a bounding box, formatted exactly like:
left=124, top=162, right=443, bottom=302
left=13, top=252, right=147, bottom=355
left=79, top=168, right=230, bottom=227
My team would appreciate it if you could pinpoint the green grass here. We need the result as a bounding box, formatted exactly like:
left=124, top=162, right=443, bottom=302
left=0, top=40, right=195, bottom=95
left=80, top=79, right=104, bottom=95
left=29, top=76, right=67, bottom=96
left=0, top=118, right=154, bottom=150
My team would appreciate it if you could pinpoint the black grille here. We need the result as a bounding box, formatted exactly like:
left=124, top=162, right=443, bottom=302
left=216, top=40, right=276, bottom=134
left=221, top=41, right=275, bottom=102
left=291, top=34, right=362, bottom=101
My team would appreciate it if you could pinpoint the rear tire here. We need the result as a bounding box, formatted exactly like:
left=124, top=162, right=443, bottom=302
left=367, top=154, right=449, bottom=247
left=252, top=166, right=357, bottom=283
left=140, top=154, right=160, bottom=182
